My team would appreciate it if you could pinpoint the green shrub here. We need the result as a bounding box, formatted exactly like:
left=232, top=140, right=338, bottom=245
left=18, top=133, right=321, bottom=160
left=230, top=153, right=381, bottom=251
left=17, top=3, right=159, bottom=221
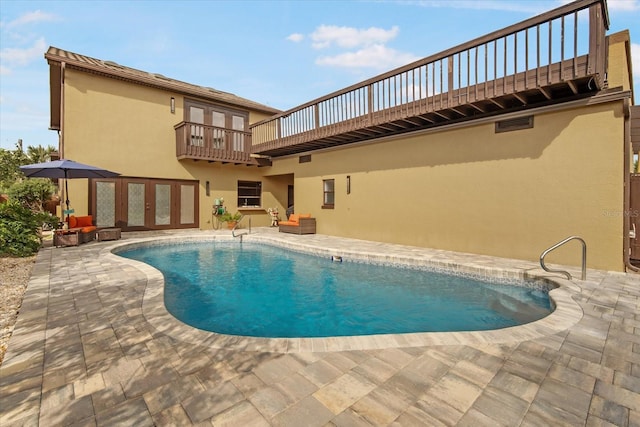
left=7, top=179, right=56, bottom=212
left=219, top=211, right=242, bottom=222
left=0, top=202, right=42, bottom=257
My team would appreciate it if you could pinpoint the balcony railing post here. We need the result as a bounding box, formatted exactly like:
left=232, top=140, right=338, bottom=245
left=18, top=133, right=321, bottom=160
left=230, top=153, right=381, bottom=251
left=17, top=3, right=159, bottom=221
left=367, top=84, right=374, bottom=121
left=175, top=124, right=183, bottom=157
left=277, top=118, right=282, bottom=140
left=447, top=56, right=454, bottom=106
left=588, top=1, right=607, bottom=86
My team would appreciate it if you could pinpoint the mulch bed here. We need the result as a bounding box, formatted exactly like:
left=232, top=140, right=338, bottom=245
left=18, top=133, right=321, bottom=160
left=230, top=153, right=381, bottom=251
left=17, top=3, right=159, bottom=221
left=0, top=256, right=35, bottom=366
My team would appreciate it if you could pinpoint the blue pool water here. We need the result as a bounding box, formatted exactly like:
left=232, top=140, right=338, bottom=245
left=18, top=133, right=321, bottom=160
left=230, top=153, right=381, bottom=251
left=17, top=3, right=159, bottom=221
left=119, top=242, right=552, bottom=338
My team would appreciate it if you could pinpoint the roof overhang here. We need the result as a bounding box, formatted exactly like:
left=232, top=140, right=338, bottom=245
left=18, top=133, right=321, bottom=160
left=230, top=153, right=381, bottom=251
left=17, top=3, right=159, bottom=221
left=44, top=47, right=281, bottom=116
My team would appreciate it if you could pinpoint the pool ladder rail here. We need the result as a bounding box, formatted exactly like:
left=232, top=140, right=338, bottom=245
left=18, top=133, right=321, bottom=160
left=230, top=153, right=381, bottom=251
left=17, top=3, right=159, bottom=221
left=539, top=236, right=586, bottom=281
left=232, top=214, right=250, bottom=242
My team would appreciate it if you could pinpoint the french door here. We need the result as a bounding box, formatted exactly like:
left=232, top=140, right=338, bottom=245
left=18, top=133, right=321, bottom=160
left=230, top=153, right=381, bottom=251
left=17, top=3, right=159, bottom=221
left=91, top=178, right=199, bottom=231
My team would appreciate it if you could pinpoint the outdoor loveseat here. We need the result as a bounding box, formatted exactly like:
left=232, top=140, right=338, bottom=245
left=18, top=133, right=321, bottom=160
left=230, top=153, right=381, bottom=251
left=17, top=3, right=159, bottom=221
left=278, top=213, right=316, bottom=235
left=54, top=215, right=97, bottom=246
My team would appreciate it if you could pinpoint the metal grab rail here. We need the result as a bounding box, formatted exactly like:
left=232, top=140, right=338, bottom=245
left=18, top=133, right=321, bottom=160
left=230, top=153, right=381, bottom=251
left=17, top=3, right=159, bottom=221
left=232, top=214, right=250, bottom=242
left=540, top=236, right=587, bottom=280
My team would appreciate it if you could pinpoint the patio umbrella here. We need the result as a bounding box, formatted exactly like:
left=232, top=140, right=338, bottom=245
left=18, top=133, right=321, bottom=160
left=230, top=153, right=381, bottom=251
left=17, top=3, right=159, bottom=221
left=20, top=159, right=120, bottom=220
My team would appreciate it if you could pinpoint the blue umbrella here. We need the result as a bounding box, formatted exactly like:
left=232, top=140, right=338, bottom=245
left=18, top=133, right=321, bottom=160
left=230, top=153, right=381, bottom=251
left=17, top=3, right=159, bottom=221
left=20, top=159, right=120, bottom=219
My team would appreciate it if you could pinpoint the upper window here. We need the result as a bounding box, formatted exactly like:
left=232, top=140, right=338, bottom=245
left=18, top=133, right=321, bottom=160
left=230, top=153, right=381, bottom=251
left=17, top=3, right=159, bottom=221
left=238, top=181, right=261, bottom=207
left=189, top=106, right=205, bottom=146
left=211, top=111, right=225, bottom=148
left=323, top=179, right=335, bottom=209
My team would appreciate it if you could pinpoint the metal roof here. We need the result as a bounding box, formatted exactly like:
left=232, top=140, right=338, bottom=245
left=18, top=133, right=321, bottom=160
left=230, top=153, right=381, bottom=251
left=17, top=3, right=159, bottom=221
left=45, top=46, right=281, bottom=115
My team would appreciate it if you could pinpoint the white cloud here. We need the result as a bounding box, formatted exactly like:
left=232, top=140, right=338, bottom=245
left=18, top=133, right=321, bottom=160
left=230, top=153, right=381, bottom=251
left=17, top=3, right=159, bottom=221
left=0, top=37, right=47, bottom=70
left=296, top=24, right=416, bottom=71
left=2, top=10, right=58, bottom=29
left=316, top=44, right=419, bottom=70
left=287, top=33, right=304, bottom=43
left=311, top=25, right=400, bottom=49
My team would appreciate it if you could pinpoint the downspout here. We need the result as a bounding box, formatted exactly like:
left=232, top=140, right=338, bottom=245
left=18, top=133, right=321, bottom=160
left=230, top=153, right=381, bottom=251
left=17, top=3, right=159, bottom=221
left=623, top=98, right=640, bottom=273
left=60, top=61, right=65, bottom=157
left=59, top=61, right=66, bottom=218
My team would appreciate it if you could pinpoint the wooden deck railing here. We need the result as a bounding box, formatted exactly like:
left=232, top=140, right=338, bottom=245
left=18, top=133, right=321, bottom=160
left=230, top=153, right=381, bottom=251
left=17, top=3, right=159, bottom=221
left=251, top=0, right=609, bottom=155
left=175, top=122, right=254, bottom=164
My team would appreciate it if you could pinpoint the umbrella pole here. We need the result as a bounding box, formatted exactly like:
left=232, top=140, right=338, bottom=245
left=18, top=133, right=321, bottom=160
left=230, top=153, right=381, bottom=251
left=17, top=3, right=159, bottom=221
left=65, top=171, right=70, bottom=225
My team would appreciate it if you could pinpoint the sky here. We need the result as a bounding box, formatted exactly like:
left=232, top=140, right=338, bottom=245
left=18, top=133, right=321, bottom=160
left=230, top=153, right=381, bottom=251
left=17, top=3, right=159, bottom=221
left=1, top=0, right=639, bottom=151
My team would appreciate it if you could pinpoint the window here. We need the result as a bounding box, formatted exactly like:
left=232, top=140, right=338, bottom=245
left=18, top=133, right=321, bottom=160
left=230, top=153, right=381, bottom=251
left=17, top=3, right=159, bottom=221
left=211, top=111, right=225, bottom=148
left=238, top=181, right=261, bottom=207
left=232, top=115, right=245, bottom=152
left=323, top=179, right=335, bottom=209
left=189, top=106, right=204, bottom=146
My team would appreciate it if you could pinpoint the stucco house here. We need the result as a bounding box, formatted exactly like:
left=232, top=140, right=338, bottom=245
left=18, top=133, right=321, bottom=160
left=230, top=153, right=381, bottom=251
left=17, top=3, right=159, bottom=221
left=46, top=0, right=636, bottom=272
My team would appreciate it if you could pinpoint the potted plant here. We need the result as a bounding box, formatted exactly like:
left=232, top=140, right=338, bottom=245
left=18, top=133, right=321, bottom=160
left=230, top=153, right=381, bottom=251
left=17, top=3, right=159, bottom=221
left=219, top=211, right=242, bottom=229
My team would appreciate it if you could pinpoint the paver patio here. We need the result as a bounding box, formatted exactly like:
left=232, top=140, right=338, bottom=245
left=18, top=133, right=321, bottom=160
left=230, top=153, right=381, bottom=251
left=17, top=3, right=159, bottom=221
left=1, top=228, right=639, bottom=426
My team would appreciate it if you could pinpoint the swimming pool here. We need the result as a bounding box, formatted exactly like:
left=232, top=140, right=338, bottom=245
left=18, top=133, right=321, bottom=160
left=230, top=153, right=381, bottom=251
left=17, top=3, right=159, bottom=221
left=119, top=241, right=552, bottom=338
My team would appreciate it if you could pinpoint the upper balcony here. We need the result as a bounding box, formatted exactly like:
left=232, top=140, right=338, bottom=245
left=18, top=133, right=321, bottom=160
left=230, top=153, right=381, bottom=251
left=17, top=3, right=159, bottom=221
left=250, top=0, right=610, bottom=158
left=175, top=122, right=271, bottom=166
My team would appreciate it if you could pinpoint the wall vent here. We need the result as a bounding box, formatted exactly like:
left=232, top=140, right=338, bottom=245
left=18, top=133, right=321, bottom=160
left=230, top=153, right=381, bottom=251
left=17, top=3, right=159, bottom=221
left=495, top=115, right=534, bottom=133
left=299, top=155, right=312, bottom=163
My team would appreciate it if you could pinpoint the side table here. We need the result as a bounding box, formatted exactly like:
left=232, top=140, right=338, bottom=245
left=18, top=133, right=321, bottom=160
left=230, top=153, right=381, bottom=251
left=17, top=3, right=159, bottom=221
left=97, top=228, right=122, bottom=241
left=54, top=230, right=79, bottom=247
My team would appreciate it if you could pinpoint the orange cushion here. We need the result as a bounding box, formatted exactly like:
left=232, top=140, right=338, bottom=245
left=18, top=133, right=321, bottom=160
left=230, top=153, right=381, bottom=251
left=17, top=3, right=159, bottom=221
left=288, top=214, right=300, bottom=223
left=68, top=215, right=78, bottom=228
left=279, top=221, right=297, bottom=226
left=77, top=216, right=93, bottom=227
left=81, top=226, right=96, bottom=233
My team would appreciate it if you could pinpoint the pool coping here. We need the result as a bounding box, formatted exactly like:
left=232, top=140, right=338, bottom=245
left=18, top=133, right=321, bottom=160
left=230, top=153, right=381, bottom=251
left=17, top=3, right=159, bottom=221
left=101, top=232, right=584, bottom=353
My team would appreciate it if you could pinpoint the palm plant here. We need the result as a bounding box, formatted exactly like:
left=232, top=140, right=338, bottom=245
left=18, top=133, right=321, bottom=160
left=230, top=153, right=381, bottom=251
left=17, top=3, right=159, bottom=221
left=27, top=145, right=57, bottom=163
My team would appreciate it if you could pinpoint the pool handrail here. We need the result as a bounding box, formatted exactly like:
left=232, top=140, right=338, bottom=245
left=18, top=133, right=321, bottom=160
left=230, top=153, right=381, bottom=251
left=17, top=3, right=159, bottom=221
left=232, top=214, right=250, bottom=241
left=540, top=236, right=587, bottom=281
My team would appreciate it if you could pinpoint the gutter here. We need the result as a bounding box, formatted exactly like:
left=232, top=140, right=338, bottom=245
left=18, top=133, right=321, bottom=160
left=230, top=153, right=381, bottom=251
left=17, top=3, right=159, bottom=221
left=59, top=61, right=66, bottom=214
left=60, top=61, right=65, bottom=158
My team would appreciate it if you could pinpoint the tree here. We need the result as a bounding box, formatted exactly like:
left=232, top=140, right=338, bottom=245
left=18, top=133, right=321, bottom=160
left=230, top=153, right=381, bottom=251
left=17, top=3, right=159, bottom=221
left=0, top=141, right=58, bottom=193
left=27, top=144, right=57, bottom=164
left=0, top=141, right=61, bottom=257
left=0, top=143, right=28, bottom=192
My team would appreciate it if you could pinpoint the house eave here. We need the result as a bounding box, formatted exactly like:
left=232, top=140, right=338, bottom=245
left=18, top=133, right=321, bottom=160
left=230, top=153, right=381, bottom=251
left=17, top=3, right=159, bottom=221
left=44, top=48, right=281, bottom=116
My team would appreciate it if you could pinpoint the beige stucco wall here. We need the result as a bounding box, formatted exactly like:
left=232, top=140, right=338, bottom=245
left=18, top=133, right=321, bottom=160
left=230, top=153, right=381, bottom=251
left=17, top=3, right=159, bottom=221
left=266, top=102, right=625, bottom=271
left=607, top=31, right=632, bottom=92
left=62, top=69, right=281, bottom=228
